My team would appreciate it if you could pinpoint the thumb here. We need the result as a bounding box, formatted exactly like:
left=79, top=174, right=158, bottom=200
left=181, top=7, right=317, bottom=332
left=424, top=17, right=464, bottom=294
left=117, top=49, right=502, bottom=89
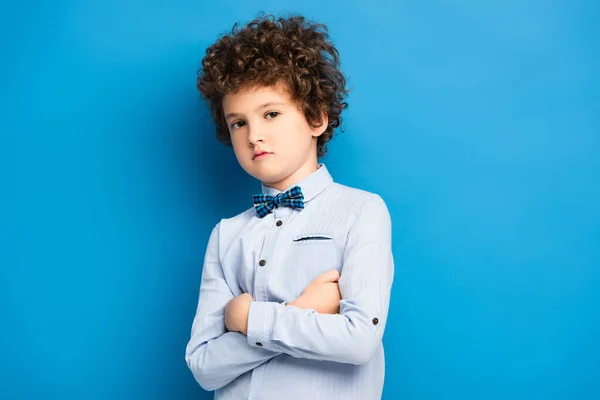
left=318, top=269, right=341, bottom=283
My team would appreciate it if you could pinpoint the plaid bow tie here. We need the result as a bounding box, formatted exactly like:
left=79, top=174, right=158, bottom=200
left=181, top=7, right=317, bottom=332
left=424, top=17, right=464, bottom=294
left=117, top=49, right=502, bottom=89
left=253, top=186, right=305, bottom=218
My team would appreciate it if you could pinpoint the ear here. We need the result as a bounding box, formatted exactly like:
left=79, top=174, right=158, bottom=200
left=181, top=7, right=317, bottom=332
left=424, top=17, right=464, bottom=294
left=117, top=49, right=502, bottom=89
left=311, top=111, right=329, bottom=137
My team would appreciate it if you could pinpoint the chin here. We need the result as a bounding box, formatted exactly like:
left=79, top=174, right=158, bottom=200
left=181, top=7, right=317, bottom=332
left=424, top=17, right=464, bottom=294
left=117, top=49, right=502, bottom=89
left=255, top=172, right=285, bottom=185
left=243, top=157, right=303, bottom=186
left=242, top=163, right=278, bottom=183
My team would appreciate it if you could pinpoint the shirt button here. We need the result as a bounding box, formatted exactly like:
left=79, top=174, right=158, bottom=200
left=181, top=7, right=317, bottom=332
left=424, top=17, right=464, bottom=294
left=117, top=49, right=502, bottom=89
left=256, top=342, right=263, bottom=347
left=372, top=317, right=379, bottom=325
left=259, top=259, right=266, bottom=267
left=276, top=220, right=283, bottom=227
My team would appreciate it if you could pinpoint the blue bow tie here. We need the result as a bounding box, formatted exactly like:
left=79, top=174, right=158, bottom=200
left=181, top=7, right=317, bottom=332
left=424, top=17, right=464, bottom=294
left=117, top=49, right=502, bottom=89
left=253, top=186, right=305, bottom=218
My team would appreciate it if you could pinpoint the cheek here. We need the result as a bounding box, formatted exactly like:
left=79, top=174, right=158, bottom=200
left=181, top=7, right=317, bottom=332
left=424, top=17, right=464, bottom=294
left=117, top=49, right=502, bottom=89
left=231, top=134, right=248, bottom=153
left=231, top=138, right=251, bottom=165
left=293, top=127, right=315, bottom=149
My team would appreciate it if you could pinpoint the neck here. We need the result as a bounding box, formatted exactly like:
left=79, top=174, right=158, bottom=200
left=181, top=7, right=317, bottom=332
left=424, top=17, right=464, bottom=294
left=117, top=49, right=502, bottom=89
left=264, top=159, right=319, bottom=192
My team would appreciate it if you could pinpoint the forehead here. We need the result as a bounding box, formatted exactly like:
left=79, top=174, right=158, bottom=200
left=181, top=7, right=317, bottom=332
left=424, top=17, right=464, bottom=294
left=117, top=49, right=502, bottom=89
left=222, top=83, right=292, bottom=111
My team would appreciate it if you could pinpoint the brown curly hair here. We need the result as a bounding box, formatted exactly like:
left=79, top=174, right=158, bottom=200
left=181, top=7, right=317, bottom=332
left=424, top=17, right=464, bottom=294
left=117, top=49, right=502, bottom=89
left=197, top=13, right=350, bottom=158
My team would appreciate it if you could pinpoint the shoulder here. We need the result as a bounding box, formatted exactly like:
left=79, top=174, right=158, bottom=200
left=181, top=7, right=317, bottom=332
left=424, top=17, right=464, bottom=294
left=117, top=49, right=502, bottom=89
left=204, top=207, right=256, bottom=257
left=318, top=182, right=391, bottom=232
left=325, top=182, right=389, bottom=213
left=212, top=206, right=256, bottom=236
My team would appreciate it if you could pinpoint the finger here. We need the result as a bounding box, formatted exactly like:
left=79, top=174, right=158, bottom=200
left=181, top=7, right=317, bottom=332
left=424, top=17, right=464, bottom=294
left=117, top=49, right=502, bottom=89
left=318, top=269, right=340, bottom=283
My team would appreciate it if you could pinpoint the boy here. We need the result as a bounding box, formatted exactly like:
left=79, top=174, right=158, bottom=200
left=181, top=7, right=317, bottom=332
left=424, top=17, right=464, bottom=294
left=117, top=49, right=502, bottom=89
left=185, top=13, right=394, bottom=400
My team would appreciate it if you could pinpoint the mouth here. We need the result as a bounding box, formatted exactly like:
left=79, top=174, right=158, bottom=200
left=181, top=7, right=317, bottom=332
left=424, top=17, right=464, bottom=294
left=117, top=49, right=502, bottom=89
left=253, top=152, right=273, bottom=160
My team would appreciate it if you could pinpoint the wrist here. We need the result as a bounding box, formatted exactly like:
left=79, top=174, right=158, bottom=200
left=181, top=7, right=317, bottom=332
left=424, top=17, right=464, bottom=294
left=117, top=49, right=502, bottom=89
left=240, top=299, right=252, bottom=335
left=287, top=296, right=305, bottom=309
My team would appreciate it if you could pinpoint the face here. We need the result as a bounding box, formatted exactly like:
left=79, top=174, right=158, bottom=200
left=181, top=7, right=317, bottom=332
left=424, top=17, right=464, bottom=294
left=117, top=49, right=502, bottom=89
left=222, top=83, right=328, bottom=192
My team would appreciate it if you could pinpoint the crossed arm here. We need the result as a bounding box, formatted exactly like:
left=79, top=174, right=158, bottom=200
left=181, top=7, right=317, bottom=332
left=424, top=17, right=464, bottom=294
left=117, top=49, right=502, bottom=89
left=184, top=195, right=394, bottom=391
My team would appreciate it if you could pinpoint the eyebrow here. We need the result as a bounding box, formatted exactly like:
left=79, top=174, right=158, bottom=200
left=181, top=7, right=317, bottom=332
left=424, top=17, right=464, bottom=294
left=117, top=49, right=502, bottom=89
left=225, top=101, right=286, bottom=120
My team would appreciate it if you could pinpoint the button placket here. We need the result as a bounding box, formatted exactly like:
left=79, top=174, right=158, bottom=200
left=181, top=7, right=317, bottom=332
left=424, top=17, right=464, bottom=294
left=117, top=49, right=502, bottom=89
left=253, top=207, right=291, bottom=301
left=273, top=204, right=293, bottom=227
left=253, top=215, right=278, bottom=301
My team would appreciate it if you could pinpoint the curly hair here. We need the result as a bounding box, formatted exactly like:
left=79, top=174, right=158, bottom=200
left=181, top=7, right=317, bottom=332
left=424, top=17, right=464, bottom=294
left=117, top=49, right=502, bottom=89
left=197, top=13, right=350, bottom=158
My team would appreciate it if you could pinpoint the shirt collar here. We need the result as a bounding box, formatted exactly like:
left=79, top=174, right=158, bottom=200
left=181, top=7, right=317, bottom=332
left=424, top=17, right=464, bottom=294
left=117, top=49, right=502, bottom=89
left=261, top=163, right=334, bottom=203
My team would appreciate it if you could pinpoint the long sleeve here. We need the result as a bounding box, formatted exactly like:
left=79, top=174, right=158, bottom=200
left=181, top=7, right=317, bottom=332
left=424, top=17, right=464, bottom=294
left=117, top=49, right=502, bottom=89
left=185, top=223, right=280, bottom=391
left=245, top=194, right=395, bottom=365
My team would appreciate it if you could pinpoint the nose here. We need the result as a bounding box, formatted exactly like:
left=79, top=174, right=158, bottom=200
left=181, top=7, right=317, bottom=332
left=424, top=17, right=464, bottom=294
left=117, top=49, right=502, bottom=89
left=247, top=121, right=263, bottom=146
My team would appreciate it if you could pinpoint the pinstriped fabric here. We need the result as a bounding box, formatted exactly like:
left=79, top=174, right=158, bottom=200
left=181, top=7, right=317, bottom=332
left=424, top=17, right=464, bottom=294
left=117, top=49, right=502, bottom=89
left=185, top=164, right=394, bottom=400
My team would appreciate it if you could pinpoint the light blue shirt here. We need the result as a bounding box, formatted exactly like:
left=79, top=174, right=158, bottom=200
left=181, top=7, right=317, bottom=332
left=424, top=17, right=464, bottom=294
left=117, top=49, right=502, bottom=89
left=185, top=164, right=395, bottom=400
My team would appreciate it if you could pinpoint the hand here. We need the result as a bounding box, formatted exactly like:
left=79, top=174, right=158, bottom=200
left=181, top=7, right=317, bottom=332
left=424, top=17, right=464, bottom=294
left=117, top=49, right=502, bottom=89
left=224, top=293, right=253, bottom=335
left=288, top=269, right=341, bottom=314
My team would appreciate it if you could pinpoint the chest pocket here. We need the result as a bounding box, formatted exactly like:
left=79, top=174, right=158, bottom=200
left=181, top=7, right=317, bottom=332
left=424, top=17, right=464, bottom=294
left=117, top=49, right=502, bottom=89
left=292, top=233, right=335, bottom=245
left=282, top=232, right=340, bottom=299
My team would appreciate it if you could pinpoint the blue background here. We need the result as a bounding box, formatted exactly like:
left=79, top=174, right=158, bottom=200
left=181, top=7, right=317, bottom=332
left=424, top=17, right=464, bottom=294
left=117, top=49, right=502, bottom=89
left=1, top=1, right=598, bottom=399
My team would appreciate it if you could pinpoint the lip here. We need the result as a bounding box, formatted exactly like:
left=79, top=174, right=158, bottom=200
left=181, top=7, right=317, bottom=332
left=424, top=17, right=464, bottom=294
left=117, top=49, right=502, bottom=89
left=253, top=151, right=273, bottom=160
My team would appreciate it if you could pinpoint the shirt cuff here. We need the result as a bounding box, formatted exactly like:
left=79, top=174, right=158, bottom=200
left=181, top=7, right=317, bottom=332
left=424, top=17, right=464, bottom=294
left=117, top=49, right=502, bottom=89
left=247, top=301, right=282, bottom=352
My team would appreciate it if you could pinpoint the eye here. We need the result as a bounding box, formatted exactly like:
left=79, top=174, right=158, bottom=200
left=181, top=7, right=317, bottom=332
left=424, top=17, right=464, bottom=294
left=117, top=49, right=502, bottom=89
left=230, top=120, right=245, bottom=130
left=265, top=111, right=280, bottom=119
